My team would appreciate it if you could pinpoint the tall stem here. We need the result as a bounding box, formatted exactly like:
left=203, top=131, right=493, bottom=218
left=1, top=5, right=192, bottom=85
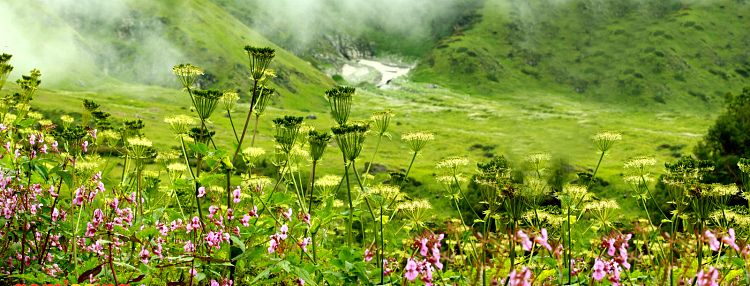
left=363, top=134, right=384, bottom=185
left=231, top=80, right=259, bottom=162
left=344, top=162, right=354, bottom=247
left=251, top=115, right=260, bottom=147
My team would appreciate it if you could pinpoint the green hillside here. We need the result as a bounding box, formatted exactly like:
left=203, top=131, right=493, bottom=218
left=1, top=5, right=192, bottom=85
left=413, top=0, right=750, bottom=107
left=4, top=0, right=333, bottom=111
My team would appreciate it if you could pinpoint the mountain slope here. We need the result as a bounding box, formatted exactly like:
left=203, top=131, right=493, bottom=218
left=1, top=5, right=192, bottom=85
left=412, top=0, right=750, bottom=107
left=1, top=0, right=334, bottom=110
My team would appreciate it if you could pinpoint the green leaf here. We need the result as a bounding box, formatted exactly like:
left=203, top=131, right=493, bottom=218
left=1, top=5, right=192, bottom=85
left=189, top=142, right=209, bottom=156
left=230, top=236, right=246, bottom=252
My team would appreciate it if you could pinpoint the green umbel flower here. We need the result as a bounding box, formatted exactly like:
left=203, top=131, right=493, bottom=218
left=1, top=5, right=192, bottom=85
left=272, top=116, right=304, bottom=154
left=371, top=109, right=394, bottom=137
left=308, top=130, right=332, bottom=161
left=592, top=131, right=622, bottom=153
left=326, top=86, right=355, bottom=126
left=244, top=46, right=275, bottom=81
left=221, top=91, right=239, bottom=112
left=192, top=89, right=222, bottom=120
left=17, top=69, right=41, bottom=101
left=253, top=85, right=275, bottom=117
left=401, top=131, right=434, bottom=153
left=332, top=121, right=369, bottom=162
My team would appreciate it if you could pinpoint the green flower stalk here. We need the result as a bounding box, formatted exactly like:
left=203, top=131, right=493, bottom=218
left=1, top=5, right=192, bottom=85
left=127, top=137, right=153, bottom=218
left=244, top=46, right=276, bottom=81
left=332, top=121, right=369, bottom=162
left=584, top=199, right=620, bottom=230
left=17, top=69, right=41, bottom=102
left=326, top=86, right=355, bottom=126
left=0, top=54, right=13, bottom=91
left=272, top=116, right=304, bottom=154
left=251, top=86, right=275, bottom=147
left=172, top=63, right=204, bottom=89
left=192, top=89, right=222, bottom=121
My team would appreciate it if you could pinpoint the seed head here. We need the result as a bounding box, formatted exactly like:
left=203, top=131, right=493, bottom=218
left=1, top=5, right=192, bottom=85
left=436, top=156, right=470, bottom=174
left=326, top=86, right=355, bottom=126
left=308, top=130, right=332, bottom=161
left=370, top=109, right=394, bottom=136
left=244, top=46, right=275, bottom=81
left=624, top=156, right=657, bottom=173
left=253, top=86, right=275, bottom=117
left=705, top=183, right=739, bottom=197
left=332, top=121, right=369, bottom=161
left=272, top=116, right=304, bottom=154
left=192, top=90, right=222, bottom=120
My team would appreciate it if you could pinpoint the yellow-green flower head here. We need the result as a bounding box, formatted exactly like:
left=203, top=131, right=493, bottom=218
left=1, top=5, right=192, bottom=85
left=584, top=199, right=620, bottom=211
left=521, top=177, right=550, bottom=198
left=436, top=156, right=470, bottom=173
left=436, top=174, right=467, bottom=185
left=289, top=145, right=311, bottom=164
left=127, top=137, right=152, bottom=158
left=557, top=184, right=590, bottom=207
left=172, top=63, right=204, bottom=88
left=332, top=121, right=369, bottom=161
left=401, top=131, right=434, bottom=153
left=155, top=151, right=180, bottom=163
left=592, top=131, right=622, bottom=152
left=242, top=147, right=266, bottom=158
left=624, top=156, right=657, bottom=173
left=27, top=111, right=43, bottom=120
left=308, top=130, right=332, bottom=161
left=192, top=89, right=222, bottom=120
left=705, top=183, right=739, bottom=197
left=221, top=91, right=240, bottom=111
left=739, top=158, right=750, bottom=174
left=17, top=69, right=41, bottom=100
left=60, top=115, right=74, bottom=124
left=325, top=86, right=355, bottom=126
left=167, top=162, right=187, bottom=173
left=164, top=114, right=197, bottom=135
left=624, top=174, right=655, bottom=185
left=371, top=109, right=394, bottom=136
left=38, top=119, right=53, bottom=127
left=315, top=174, right=341, bottom=197
left=272, top=116, right=304, bottom=154
left=369, top=184, right=403, bottom=204
left=398, top=199, right=432, bottom=211
left=244, top=46, right=276, bottom=81
left=525, top=152, right=551, bottom=165
left=242, top=175, right=273, bottom=193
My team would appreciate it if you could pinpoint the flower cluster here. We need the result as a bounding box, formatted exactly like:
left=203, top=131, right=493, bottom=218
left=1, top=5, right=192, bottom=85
left=592, top=232, right=632, bottom=285
left=405, top=232, right=444, bottom=285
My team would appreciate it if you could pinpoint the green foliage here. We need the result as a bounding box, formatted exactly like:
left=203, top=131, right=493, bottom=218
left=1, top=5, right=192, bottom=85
left=695, top=87, right=750, bottom=183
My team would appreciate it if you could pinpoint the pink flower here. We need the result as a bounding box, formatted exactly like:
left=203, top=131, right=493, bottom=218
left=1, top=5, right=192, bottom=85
left=592, top=258, right=606, bottom=281
left=190, top=216, right=201, bottom=231
left=139, top=247, right=150, bottom=264
left=516, top=230, right=532, bottom=251
left=197, top=186, right=206, bottom=198
left=189, top=268, right=198, bottom=277
left=298, top=237, right=311, bottom=252
left=722, top=228, right=740, bottom=251
left=85, top=222, right=97, bottom=237
left=210, top=280, right=220, bottom=286
left=404, top=258, right=419, bottom=281
left=507, top=267, right=532, bottom=286
left=183, top=241, right=195, bottom=253
left=233, top=186, right=241, bottom=203
left=82, top=141, right=89, bottom=153
left=704, top=230, right=720, bottom=251
left=364, top=248, right=374, bottom=262
left=694, top=267, right=719, bottom=286
left=248, top=205, right=258, bottom=217
left=534, top=228, right=552, bottom=251
left=209, top=205, right=219, bottom=218
left=241, top=215, right=251, bottom=227
left=296, top=278, right=305, bottom=286
left=279, top=224, right=288, bottom=240
left=282, top=208, right=293, bottom=221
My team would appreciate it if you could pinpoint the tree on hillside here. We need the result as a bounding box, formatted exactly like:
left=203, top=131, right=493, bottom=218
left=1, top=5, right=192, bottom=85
left=694, top=87, right=750, bottom=184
